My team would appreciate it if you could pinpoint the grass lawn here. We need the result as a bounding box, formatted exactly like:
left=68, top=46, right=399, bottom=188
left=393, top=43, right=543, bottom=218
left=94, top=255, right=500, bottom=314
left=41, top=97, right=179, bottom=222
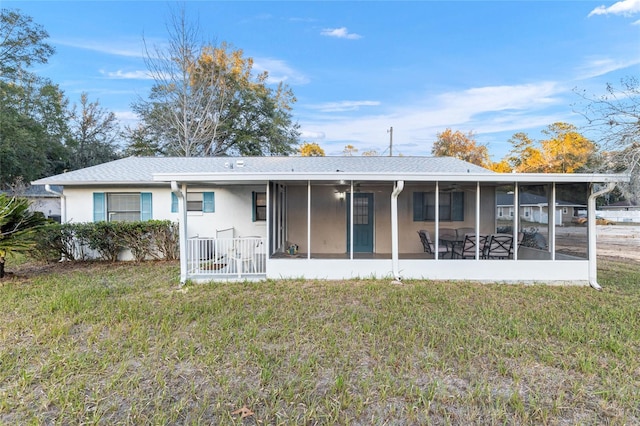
left=1, top=258, right=639, bottom=424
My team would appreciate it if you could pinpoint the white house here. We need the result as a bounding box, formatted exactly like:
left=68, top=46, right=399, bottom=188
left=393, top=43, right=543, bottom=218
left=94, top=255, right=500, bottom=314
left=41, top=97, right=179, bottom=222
left=1, top=185, right=63, bottom=222
left=496, top=191, right=585, bottom=225
left=32, top=156, right=628, bottom=289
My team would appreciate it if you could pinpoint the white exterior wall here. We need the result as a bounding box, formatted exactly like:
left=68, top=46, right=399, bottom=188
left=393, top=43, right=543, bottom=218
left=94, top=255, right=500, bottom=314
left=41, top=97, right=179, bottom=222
left=63, top=186, right=175, bottom=223
left=28, top=197, right=61, bottom=219
left=62, top=185, right=267, bottom=260
left=63, top=185, right=266, bottom=238
left=179, top=185, right=267, bottom=239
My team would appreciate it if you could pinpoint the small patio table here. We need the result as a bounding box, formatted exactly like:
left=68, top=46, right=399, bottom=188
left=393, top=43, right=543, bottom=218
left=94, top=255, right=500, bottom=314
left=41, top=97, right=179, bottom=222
left=438, top=234, right=464, bottom=258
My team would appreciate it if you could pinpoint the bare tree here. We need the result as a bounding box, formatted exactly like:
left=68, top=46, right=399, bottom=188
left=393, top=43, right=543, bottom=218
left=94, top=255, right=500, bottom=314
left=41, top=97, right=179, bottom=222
left=135, top=6, right=299, bottom=157
left=575, top=76, right=640, bottom=201
left=136, top=8, right=224, bottom=156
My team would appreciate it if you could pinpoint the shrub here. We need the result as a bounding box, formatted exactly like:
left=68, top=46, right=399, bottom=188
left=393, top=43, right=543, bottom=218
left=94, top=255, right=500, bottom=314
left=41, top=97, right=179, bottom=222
left=30, top=220, right=179, bottom=263
left=85, top=222, right=125, bottom=262
left=149, top=220, right=179, bottom=260
left=119, top=222, right=154, bottom=262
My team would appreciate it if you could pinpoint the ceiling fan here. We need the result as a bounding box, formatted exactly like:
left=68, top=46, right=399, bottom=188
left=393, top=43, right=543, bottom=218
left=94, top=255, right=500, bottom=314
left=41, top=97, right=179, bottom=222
left=440, top=183, right=476, bottom=192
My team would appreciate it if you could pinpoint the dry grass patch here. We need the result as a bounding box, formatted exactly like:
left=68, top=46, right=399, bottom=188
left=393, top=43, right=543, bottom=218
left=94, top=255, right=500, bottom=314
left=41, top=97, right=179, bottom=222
left=1, top=258, right=639, bottom=424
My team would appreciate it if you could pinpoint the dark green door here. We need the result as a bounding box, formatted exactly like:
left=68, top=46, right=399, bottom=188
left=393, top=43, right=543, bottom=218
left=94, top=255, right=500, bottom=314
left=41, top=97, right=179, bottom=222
left=347, top=193, right=374, bottom=253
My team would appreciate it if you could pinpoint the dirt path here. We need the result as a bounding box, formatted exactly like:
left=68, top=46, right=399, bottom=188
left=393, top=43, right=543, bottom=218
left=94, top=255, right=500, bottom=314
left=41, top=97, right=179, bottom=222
left=595, top=225, right=640, bottom=261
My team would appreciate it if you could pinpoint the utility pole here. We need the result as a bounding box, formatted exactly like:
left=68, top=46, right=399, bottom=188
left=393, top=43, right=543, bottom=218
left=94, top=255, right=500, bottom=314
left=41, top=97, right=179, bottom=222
left=387, top=126, right=393, bottom=156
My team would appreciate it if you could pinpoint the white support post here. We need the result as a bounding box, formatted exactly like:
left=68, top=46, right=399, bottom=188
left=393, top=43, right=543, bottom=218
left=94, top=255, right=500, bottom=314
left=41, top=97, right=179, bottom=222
left=550, top=183, right=556, bottom=260
left=390, top=181, right=404, bottom=281
left=350, top=180, right=354, bottom=260
left=171, top=181, right=187, bottom=284
left=475, top=181, right=481, bottom=260
left=266, top=181, right=271, bottom=271
left=513, top=182, right=519, bottom=260
left=435, top=181, right=440, bottom=259
left=307, top=180, right=311, bottom=260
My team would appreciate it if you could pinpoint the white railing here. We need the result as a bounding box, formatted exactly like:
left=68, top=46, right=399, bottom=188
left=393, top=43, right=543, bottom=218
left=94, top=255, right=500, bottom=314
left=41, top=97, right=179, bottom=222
left=187, top=237, right=266, bottom=278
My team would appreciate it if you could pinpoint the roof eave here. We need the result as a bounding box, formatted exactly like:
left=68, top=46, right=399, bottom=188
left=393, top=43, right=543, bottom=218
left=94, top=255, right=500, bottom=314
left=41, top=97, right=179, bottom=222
left=30, top=179, right=164, bottom=186
left=152, top=172, right=629, bottom=184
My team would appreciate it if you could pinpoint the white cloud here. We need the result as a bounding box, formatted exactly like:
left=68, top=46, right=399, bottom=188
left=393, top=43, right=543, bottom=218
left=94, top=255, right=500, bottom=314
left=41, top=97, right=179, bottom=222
left=253, top=58, right=310, bottom=85
left=588, top=0, right=640, bottom=17
left=300, top=130, right=326, bottom=140
left=114, top=110, right=140, bottom=123
left=320, top=27, right=362, bottom=40
left=297, top=82, right=567, bottom=157
left=101, top=69, right=152, bottom=80
left=307, top=100, right=381, bottom=112
left=575, top=56, right=640, bottom=79
left=53, top=37, right=145, bottom=57
left=436, top=83, right=559, bottom=115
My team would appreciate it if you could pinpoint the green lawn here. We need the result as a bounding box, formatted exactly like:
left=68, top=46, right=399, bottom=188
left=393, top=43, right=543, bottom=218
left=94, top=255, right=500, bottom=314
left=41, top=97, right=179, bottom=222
left=1, top=258, right=639, bottom=424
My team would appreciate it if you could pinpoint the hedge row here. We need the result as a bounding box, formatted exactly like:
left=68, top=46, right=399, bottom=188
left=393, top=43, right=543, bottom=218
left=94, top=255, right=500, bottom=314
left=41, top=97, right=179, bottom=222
left=32, top=220, right=179, bottom=262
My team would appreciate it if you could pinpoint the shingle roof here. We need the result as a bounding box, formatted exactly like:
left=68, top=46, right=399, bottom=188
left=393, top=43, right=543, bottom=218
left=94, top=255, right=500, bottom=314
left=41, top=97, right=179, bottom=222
left=0, top=185, right=63, bottom=197
left=32, top=156, right=493, bottom=185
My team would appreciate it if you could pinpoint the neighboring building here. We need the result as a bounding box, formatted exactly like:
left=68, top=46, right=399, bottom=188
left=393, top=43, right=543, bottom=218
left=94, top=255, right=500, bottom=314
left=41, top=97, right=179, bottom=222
left=496, top=191, right=585, bottom=225
left=33, top=156, right=628, bottom=288
left=599, top=200, right=640, bottom=223
left=0, top=185, right=63, bottom=222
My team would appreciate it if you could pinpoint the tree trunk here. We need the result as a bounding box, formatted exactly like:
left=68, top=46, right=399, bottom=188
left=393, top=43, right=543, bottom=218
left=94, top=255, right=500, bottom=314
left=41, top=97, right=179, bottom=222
left=0, top=257, right=5, bottom=279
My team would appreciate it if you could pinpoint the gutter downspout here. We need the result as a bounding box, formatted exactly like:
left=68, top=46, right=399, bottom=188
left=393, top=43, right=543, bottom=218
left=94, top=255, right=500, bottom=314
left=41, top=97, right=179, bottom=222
left=587, top=182, right=616, bottom=291
left=45, top=185, right=67, bottom=262
left=171, top=181, right=188, bottom=285
left=44, top=184, right=65, bottom=223
left=391, top=180, right=404, bottom=282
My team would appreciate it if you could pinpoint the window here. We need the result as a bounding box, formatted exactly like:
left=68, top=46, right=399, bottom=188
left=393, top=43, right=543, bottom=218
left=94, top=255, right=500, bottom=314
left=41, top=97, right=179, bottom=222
left=253, top=191, right=266, bottom=221
left=353, top=195, right=369, bottom=225
left=93, top=192, right=152, bottom=222
left=171, top=192, right=215, bottom=213
left=413, top=191, right=464, bottom=221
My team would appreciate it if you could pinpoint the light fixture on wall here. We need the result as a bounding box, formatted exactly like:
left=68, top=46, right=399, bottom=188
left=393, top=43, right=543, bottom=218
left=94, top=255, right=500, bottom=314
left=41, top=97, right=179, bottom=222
left=335, top=182, right=349, bottom=202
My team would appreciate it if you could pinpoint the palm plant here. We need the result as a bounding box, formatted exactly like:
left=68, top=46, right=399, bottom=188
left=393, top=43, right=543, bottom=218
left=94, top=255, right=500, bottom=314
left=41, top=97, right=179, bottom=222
left=0, top=194, right=48, bottom=277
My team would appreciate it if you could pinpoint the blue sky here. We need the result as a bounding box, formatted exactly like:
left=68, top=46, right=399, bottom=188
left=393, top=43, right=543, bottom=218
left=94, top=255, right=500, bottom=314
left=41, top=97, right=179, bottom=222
left=6, top=0, right=640, bottom=159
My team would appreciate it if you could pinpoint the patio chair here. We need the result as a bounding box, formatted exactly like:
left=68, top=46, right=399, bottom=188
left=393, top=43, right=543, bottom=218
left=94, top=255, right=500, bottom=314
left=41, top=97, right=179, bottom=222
left=485, top=234, right=514, bottom=259
left=452, top=234, right=488, bottom=259
left=417, top=230, right=448, bottom=257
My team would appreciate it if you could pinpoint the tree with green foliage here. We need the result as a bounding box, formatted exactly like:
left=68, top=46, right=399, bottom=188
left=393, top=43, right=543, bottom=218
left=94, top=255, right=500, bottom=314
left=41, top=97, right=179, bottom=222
left=0, top=77, right=70, bottom=187
left=0, top=194, right=48, bottom=277
left=122, top=123, right=164, bottom=157
left=506, top=132, right=540, bottom=172
left=66, top=92, right=121, bottom=169
left=0, top=8, right=54, bottom=81
left=0, top=9, right=70, bottom=187
left=134, top=8, right=299, bottom=157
